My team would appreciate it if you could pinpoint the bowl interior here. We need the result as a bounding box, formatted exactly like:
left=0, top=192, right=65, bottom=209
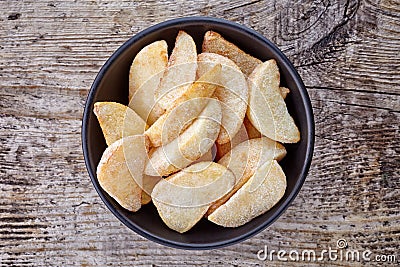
left=82, top=17, right=314, bottom=249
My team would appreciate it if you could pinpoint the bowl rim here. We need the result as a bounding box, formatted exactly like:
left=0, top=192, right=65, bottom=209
left=82, top=16, right=315, bottom=250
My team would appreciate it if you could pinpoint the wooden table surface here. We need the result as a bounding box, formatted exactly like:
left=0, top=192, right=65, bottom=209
left=1, top=0, right=399, bottom=266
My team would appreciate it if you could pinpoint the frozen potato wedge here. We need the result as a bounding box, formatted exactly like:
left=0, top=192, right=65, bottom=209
left=141, top=191, right=152, bottom=205
left=141, top=175, right=162, bottom=205
left=145, top=64, right=221, bottom=147
left=243, top=87, right=288, bottom=140
left=128, top=40, right=168, bottom=125
left=197, top=53, right=248, bottom=144
left=144, top=98, right=222, bottom=177
left=208, top=160, right=286, bottom=227
left=218, top=137, right=286, bottom=183
left=128, top=40, right=168, bottom=100
left=155, top=31, right=197, bottom=109
left=192, top=147, right=214, bottom=164
left=96, top=135, right=149, bottom=212
left=202, top=31, right=262, bottom=77
left=93, top=102, right=148, bottom=146
left=243, top=87, right=288, bottom=139
left=151, top=162, right=235, bottom=233
left=280, top=87, right=290, bottom=99
left=243, top=115, right=262, bottom=139
left=247, top=60, right=300, bottom=143
left=215, top=123, right=248, bottom=160
left=206, top=137, right=286, bottom=216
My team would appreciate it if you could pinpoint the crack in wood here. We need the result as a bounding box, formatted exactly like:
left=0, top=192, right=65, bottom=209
left=306, top=85, right=400, bottom=97
left=223, top=0, right=264, bottom=12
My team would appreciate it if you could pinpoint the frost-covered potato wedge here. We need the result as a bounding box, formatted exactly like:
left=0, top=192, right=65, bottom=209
left=247, top=59, right=300, bottom=143
left=96, top=135, right=149, bottom=212
left=128, top=40, right=168, bottom=125
left=141, top=191, right=152, bottom=205
left=206, top=137, right=286, bottom=216
left=243, top=87, right=289, bottom=140
left=280, top=87, right=290, bottom=99
left=144, top=98, right=222, bottom=176
left=145, top=64, right=221, bottom=147
left=243, top=115, right=262, bottom=139
left=192, top=147, right=214, bottom=164
left=141, top=175, right=162, bottom=205
left=215, top=123, right=248, bottom=160
left=93, top=102, right=148, bottom=146
left=208, top=160, right=286, bottom=227
left=218, top=137, right=286, bottom=183
left=202, top=31, right=262, bottom=77
left=197, top=53, right=248, bottom=144
left=155, top=31, right=197, bottom=109
left=151, top=162, right=235, bottom=233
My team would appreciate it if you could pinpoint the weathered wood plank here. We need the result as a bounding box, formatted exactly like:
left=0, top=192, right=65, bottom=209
left=0, top=0, right=399, bottom=266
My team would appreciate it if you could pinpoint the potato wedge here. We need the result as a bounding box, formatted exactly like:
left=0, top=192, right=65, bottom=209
left=192, top=143, right=214, bottom=164
left=202, top=31, right=262, bottom=77
left=96, top=135, right=149, bottom=212
left=155, top=31, right=197, bottom=110
left=141, top=191, right=152, bottom=205
left=144, top=98, right=222, bottom=176
left=198, top=53, right=248, bottom=144
left=215, top=123, right=248, bottom=160
left=206, top=137, right=286, bottom=216
left=208, top=160, right=286, bottom=227
left=247, top=59, right=300, bottom=143
left=184, top=140, right=216, bottom=167
left=141, top=175, right=162, bottom=205
left=243, top=115, right=262, bottom=139
left=280, top=87, right=290, bottom=99
left=128, top=40, right=168, bottom=125
left=151, top=161, right=235, bottom=233
left=93, top=102, right=148, bottom=146
left=218, top=137, right=286, bottom=183
left=145, top=64, right=221, bottom=147
left=243, top=88, right=288, bottom=139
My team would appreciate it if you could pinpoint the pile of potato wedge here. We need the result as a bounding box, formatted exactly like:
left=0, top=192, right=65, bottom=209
left=94, top=30, right=300, bottom=233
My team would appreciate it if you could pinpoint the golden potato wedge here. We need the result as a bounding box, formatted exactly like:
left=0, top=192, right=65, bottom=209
left=197, top=53, right=248, bottom=144
left=208, top=160, right=286, bottom=227
left=93, top=102, right=148, bottom=146
left=145, top=64, right=221, bottom=147
left=155, top=31, right=197, bottom=109
left=141, top=175, right=162, bottom=205
left=215, top=123, right=248, bottom=160
left=151, top=161, right=235, bottom=233
left=202, top=31, right=262, bottom=77
left=206, top=137, right=286, bottom=216
left=144, top=98, right=222, bottom=177
left=247, top=59, right=300, bottom=143
left=96, top=135, right=149, bottom=212
left=128, top=40, right=168, bottom=125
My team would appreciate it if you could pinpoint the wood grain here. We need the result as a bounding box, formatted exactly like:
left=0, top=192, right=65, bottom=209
left=0, top=0, right=399, bottom=266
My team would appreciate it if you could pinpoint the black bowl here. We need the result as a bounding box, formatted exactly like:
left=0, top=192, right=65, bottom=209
left=82, top=17, right=314, bottom=249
